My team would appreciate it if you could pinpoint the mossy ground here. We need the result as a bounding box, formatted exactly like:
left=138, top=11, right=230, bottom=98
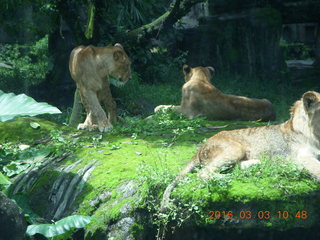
left=1, top=113, right=320, bottom=238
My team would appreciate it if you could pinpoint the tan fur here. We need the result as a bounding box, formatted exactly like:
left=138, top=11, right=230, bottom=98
left=155, top=65, right=276, bottom=121
left=69, top=43, right=131, bottom=132
left=161, top=91, right=320, bottom=211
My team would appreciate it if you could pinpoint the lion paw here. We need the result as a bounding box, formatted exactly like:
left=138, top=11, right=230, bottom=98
left=98, top=123, right=113, bottom=133
left=77, top=123, right=100, bottom=132
left=77, top=123, right=89, bottom=130
left=154, top=105, right=174, bottom=112
left=77, top=122, right=113, bottom=132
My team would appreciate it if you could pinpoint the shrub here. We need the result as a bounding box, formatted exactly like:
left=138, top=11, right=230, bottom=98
left=0, top=35, right=49, bottom=93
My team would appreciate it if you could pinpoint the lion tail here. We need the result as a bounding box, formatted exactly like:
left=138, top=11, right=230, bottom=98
left=160, top=159, right=198, bottom=212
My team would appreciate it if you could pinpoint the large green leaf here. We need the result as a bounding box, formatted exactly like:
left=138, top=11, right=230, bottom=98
left=26, top=215, right=94, bottom=238
left=0, top=90, right=61, bottom=122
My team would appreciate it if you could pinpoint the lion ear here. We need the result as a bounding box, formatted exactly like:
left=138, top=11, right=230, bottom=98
left=303, top=91, right=317, bottom=111
left=114, top=43, right=124, bottom=49
left=207, top=66, right=215, bottom=76
left=113, top=50, right=124, bottom=61
left=183, top=64, right=191, bottom=75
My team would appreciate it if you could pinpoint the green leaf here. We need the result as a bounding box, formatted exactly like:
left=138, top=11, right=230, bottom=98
left=26, top=215, right=94, bottom=238
left=0, top=90, right=61, bottom=122
left=3, top=162, right=30, bottom=177
left=18, top=147, right=51, bottom=162
left=0, top=172, right=11, bottom=185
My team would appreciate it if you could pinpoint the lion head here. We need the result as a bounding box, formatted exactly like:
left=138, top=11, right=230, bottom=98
left=182, top=64, right=215, bottom=82
left=302, top=91, right=320, bottom=139
left=290, top=91, right=320, bottom=140
left=108, top=43, right=132, bottom=85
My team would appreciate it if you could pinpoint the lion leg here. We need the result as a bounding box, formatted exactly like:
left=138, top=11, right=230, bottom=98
left=99, top=84, right=117, bottom=124
left=77, top=89, right=95, bottom=130
left=197, top=141, right=246, bottom=179
left=239, top=159, right=261, bottom=169
left=79, top=89, right=110, bottom=132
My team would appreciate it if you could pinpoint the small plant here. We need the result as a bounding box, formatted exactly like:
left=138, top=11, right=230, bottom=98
left=109, top=144, right=121, bottom=150
left=133, top=47, right=188, bottom=85
left=49, top=130, right=79, bottom=155
left=0, top=142, right=51, bottom=178
left=111, top=108, right=206, bottom=139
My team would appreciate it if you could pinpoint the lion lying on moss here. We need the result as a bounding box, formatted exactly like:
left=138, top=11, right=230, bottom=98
left=155, top=65, right=276, bottom=121
left=161, top=91, right=320, bottom=211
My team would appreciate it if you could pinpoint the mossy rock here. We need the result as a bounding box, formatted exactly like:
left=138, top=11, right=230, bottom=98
left=0, top=117, right=70, bottom=144
left=3, top=116, right=320, bottom=239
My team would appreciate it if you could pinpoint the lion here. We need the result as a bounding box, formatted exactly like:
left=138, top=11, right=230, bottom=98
left=161, top=91, right=320, bottom=211
left=69, top=43, right=131, bottom=132
left=155, top=65, right=276, bottom=121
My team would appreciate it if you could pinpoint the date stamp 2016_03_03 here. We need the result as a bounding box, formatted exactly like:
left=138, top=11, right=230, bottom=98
left=208, top=210, right=309, bottom=220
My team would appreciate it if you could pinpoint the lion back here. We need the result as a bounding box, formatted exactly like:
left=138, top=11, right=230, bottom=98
left=69, top=45, right=96, bottom=81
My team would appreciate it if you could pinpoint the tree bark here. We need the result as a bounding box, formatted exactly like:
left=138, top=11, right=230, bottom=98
left=69, top=89, right=85, bottom=128
left=314, top=24, right=320, bottom=68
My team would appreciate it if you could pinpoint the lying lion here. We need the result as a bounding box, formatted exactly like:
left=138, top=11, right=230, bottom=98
left=161, top=91, right=320, bottom=210
left=155, top=65, right=276, bottom=121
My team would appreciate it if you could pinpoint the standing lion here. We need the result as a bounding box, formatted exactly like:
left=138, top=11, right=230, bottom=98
left=155, top=65, right=276, bottom=121
left=69, top=43, right=131, bottom=132
left=161, top=91, right=320, bottom=211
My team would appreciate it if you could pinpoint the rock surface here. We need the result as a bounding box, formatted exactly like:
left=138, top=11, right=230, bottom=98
left=0, top=192, right=27, bottom=240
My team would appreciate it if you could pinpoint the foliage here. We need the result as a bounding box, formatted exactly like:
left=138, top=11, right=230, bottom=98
left=0, top=90, right=61, bottom=122
left=0, top=172, right=11, bottom=190
left=111, top=108, right=206, bottom=138
left=48, top=129, right=81, bottom=155
left=0, top=35, right=50, bottom=93
left=26, top=215, right=94, bottom=239
left=280, top=39, right=314, bottom=60
left=133, top=48, right=188, bottom=84
left=0, top=142, right=51, bottom=178
left=101, top=0, right=168, bottom=32
left=112, top=73, right=180, bottom=116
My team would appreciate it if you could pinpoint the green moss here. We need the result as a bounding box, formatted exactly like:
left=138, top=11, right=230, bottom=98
left=0, top=117, right=69, bottom=144
left=4, top=116, right=320, bottom=237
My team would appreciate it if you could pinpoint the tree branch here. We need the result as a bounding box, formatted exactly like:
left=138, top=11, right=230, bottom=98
left=117, top=0, right=205, bottom=43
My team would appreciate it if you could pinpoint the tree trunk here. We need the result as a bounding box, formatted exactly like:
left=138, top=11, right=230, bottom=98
left=314, top=24, right=320, bottom=68
left=69, top=89, right=85, bottom=128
